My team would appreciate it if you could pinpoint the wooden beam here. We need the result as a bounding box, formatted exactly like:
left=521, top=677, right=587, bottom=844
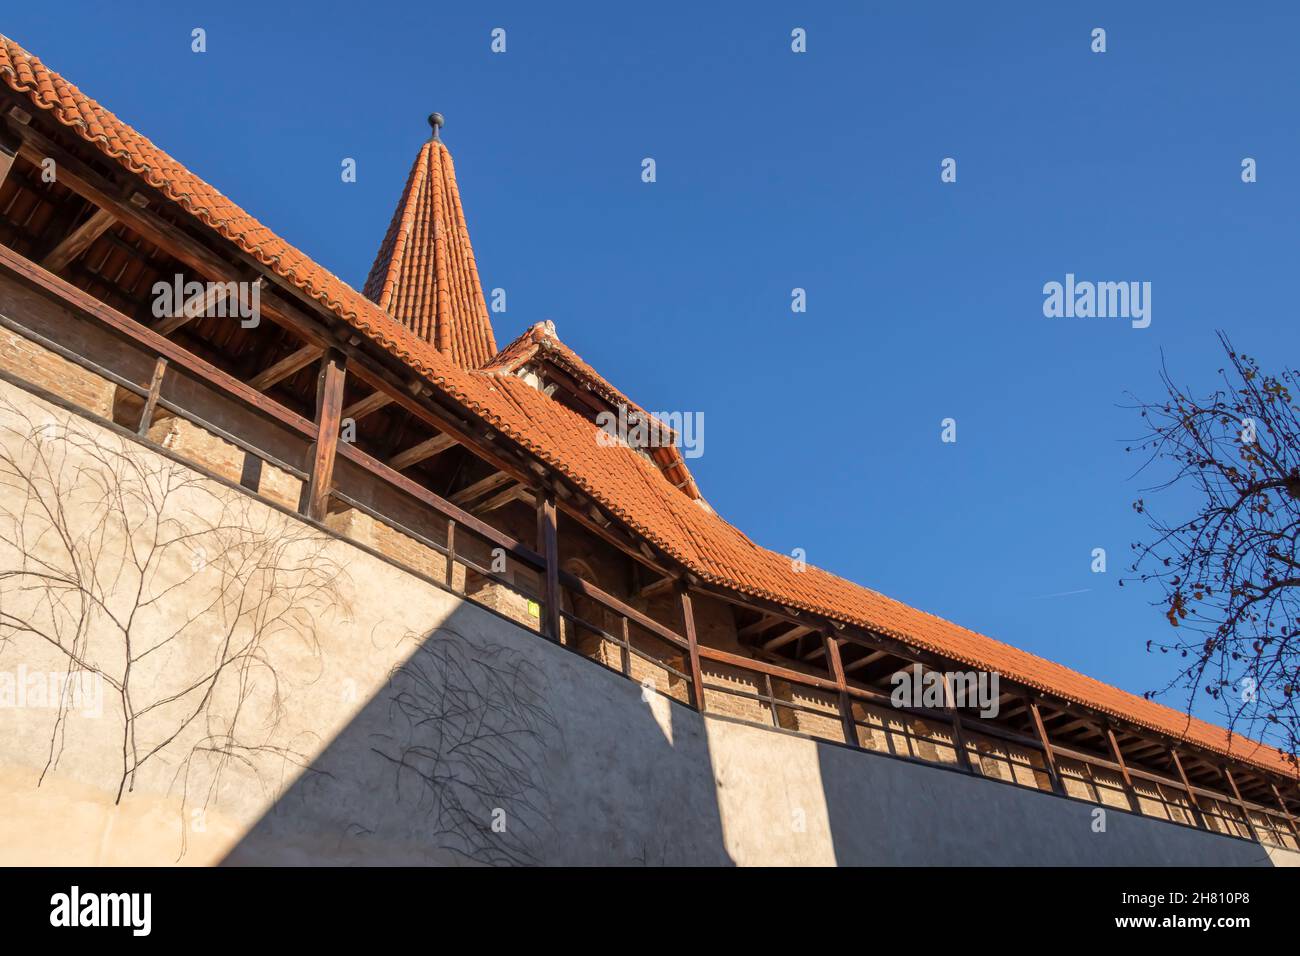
left=1170, top=748, right=1207, bottom=829
left=341, top=389, right=393, bottom=423
left=738, top=614, right=782, bottom=640
left=450, top=470, right=513, bottom=507
left=472, top=483, right=532, bottom=515
left=386, top=432, right=458, bottom=472
left=150, top=280, right=237, bottom=336
left=301, top=348, right=346, bottom=521
left=823, top=633, right=857, bottom=746
left=679, top=580, right=706, bottom=711
left=1224, top=767, right=1263, bottom=843
left=845, top=649, right=889, bottom=674
left=444, top=520, right=457, bottom=592
left=1106, top=725, right=1142, bottom=814
left=248, top=343, right=322, bottom=392
left=136, top=357, right=167, bottom=436
left=637, top=575, right=676, bottom=600
left=942, top=673, right=973, bottom=772
left=0, top=125, right=19, bottom=190
left=1030, top=701, right=1067, bottom=795
left=537, top=491, right=561, bottom=642
left=762, top=624, right=814, bottom=652
left=42, top=206, right=116, bottom=273
left=1269, top=782, right=1300, bottom=843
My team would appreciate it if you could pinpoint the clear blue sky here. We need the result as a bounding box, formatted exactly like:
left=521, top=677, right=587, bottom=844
left=9, top=3, right=1300, bottom=728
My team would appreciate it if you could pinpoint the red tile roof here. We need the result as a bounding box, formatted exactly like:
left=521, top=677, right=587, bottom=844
left=486, top=320, right=703, bottom=501
left=1, top=34, right=1293, bottom=778
left=363, top=135, right=497, bottom=368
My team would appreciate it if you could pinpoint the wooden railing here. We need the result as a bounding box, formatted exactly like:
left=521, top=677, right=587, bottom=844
left=0, top=241, right=1296, bottom=853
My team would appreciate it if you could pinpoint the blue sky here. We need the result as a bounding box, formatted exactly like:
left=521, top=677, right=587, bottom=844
left=8, top=3, right=1299, bottom=728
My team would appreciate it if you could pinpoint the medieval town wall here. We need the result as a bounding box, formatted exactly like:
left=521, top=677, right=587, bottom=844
left=0, top=374, right=1295, bottom=866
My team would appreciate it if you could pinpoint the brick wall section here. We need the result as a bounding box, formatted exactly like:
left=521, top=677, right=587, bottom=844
left=0, top=327, right=115, bottom=418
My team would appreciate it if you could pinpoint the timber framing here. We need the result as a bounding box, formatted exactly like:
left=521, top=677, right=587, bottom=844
left=0, top=86, right=1297, bottom=856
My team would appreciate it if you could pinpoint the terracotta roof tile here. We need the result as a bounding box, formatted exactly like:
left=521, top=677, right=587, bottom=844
left=1, top=34, right=1292, bottom=778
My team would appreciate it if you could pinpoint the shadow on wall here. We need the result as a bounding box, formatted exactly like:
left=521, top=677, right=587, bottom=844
left=813, top=730, right=1279, bottom=867
left=222, top=602, right=735, bottom=866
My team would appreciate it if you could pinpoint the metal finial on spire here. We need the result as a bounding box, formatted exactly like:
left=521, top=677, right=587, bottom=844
left=427, top=112, right=445, bottom=141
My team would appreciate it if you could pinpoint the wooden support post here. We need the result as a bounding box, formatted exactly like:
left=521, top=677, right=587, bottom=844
left=42, top=207, right=116, bottom=273
left=537, top=490, right=561, bottom=642
left=822, top=632, right=858, bottom=747
left=136, top=356, right=167, bottom=436
left=444, top=520, right=457, bottom=593
left=1029, top=700, right=1067, bottom=795
left=301, top=348, right=346, bottom=522
left=941, top=673, right=973, bottom=772
left=764, top=673, right=780, bottom=727
left=1269, top=782, right=1300, bottom=844
left=619, top=616, right=631, bottom=678
left=1169, top=748, right=1207, bottom=829
left=1224, top=767, right=1262, bottom=843
left=678, top=582, right=706, bottom=712
left=1106, top=725, right=1142, bottom=814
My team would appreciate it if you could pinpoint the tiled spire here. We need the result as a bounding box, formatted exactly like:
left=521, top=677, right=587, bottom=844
left=363, top=114, right=497, bottom=368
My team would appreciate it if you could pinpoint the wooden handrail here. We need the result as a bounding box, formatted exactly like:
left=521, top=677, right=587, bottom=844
left=558, top=570, right=689, bottom=651
left=0, top=243, right=318, bottom=440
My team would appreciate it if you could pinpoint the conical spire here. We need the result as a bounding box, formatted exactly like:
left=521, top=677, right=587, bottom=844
left=363, top=115, right=497, bottom=368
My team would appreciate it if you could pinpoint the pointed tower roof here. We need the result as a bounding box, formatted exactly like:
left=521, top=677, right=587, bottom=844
left=363, top=114, right=497, bottom=368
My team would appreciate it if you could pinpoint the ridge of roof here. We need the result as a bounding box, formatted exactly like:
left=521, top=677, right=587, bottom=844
left=362, top=135, right=497, bottom=368
left=1, top=34, right=1292, bottom=778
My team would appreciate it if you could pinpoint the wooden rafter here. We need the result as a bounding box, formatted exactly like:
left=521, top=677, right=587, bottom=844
left=341, top=389, right=393, bottom=423
left=387, top=432, right=458, bottom=472
left=247, top=343, right=322, bottom=392
left=637, top=575, right=676, bottom=600
left=42, top=206, right=116, bottom=273
left=762, top=624, right=814, bottom=652
left=152, top=280, right=235, bottom=337
left=450, top=470, right=513, bottom=507
left=737, top=613, right=782, bottom=640
left=473, top=483, right=533, bottom=516
left=845, top=649, right=889, bottom=673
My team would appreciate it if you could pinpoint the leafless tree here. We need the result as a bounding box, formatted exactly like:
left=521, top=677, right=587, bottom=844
left=0, top=394, right=347, bottom=853
left=1125, top=334, right=1300, bottom=765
